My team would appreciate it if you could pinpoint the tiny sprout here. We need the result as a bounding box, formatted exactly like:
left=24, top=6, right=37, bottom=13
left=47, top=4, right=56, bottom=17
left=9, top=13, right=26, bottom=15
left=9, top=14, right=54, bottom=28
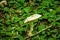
left=24, top=14, right=42, bottom=23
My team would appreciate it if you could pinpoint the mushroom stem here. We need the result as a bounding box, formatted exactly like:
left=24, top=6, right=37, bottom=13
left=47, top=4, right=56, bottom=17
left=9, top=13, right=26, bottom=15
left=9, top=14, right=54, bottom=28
left=28, top=21, right=33, bottom=37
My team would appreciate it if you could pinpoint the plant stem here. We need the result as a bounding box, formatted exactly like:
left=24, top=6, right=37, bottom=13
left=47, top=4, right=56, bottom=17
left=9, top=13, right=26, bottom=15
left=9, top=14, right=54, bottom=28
left=28, top=21, right=33, bottom=37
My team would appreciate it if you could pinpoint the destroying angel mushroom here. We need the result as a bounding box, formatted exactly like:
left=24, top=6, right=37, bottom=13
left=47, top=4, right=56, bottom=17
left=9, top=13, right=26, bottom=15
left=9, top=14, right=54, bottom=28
left=24, top=14, right=42, bottom=23
left=24, top=14, right=42, bottom=36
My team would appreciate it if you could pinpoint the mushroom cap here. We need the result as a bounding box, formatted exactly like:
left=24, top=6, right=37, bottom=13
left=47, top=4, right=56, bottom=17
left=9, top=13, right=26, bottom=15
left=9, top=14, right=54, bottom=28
left=24, top=14, right=42, bottom=23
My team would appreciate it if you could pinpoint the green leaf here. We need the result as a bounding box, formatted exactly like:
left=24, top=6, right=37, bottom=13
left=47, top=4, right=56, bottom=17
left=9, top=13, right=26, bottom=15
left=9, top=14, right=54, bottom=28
left=51, top=29, right=57, bottom=33
left=47, top=32, right=51, bottom=35
left=43, top=12, right=49, bottom=19
left=48, top=37, right=54, bottom=40
left=11, top=14, right=19, bottom=23
left=18, top=35, right=24, bottom=40
left=40, top=36, right=45, bottom=40
left=33, top=10, right=38, bottom=14
left=19, top=0, right=25, bottom=3
left=9, top=1, right=15, bottom=3
left=3, top=7, right=9, bottom=12
left=51, top=22, right=57, bottom=26
left=6, top=20, right=11, bottom=25
left=38, top=24, right=45, bottom=30
left=5, top=14, right=10, bottom=19
left=56, top=16, right=60, bottom=21
left=9, top=8, right=15, bottom=13
left=32, top=35, right=40, bottom=40
left=42, top=31, right=45, bottom=35
left=19, top=21, right=24, bottom=26
left=16, top=27, right=24, bottom=32
left=57, top=34, right=60, bottom=38
left=24, top=7, right=31, bottom=13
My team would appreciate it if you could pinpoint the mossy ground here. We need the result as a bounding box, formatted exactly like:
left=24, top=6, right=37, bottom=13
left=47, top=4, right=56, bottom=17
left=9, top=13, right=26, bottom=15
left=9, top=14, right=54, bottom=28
left=0, top=0, right=60, bottom=40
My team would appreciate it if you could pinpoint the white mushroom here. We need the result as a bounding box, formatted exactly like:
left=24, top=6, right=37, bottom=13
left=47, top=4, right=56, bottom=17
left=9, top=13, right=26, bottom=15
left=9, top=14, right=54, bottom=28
left=24, top=14, right=42, bottom=36
left=24, top=14, right=42, bottom=23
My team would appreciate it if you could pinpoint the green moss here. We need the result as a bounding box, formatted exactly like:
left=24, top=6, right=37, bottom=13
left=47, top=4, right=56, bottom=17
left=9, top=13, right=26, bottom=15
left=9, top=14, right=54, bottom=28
left=0, top=0, right=60, bottom=40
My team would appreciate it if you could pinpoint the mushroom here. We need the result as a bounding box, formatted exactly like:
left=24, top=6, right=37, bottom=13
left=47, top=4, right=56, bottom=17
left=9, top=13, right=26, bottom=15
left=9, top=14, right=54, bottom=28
left=24, top=14, right=42, bottom=36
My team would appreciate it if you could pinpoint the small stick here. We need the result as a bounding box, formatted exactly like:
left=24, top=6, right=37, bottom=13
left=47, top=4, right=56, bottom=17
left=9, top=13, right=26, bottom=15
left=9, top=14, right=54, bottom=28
left=25, top=25, right=52, bottom=39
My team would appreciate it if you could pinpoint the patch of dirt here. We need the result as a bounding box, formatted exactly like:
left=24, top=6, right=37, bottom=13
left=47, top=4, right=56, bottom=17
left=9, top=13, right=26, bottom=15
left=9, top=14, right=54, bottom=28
left=0, top=11, right=5, bottom=19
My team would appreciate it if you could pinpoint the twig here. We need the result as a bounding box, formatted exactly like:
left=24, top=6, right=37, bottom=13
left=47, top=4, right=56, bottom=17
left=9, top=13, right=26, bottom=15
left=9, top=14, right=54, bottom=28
left=25, top=25, right=52, bottom=39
